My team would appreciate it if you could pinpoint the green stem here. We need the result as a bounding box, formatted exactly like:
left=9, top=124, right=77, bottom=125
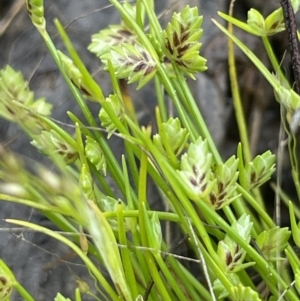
left=197, top=201, right=299, bottom=301
left=227, top=20, right=251, bottom=163
left=117, top=203, right=139, bottom=298
left=36, top=22, right=133, bottom=200
left=135, top=0, right=143, bottom=29
left=6, top=219, right=119, bottom=301
left=108, top=0, right=202, bottom=145
left=178, top=263, right=214, bottom=301
left=138, top=153, right=172, bottom=300
left=172, top=66, right=222, bottom=162
left=125, top=118, right=232, bottom=289
left=141, top=0, right=164, bottom=47
left=237, top=185, right=274, bottom=228
left=289, top=136, right=300, bottom=199
left=155, top=255, right=190, bottom=300
left=54, top=19, right=104, bottom=101
left=170, top=77, right=197, bottom=124
left=261, top=36, right=288, bottom=87
left=146, top=253, right=172, bottom=301
left=155, top=75, right=168, bottom=122
left=14, top=282, right=35, bottom=301
left=273, top=183, right=300, bottom=219
left=212, top=17, right=280, bottom=91
left=163, top=255, right=206, bottom=301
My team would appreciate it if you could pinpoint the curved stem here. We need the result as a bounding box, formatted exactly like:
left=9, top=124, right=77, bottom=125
left=5, top=219, right=119, bottom=301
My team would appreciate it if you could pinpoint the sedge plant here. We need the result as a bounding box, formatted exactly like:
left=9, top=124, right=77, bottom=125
left=1, top=0, right=300, bottom=300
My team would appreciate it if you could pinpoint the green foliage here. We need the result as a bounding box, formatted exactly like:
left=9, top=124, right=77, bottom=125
left=79, top=164, right=96, bottom=201
left=0, top=260, right=34, bottom=301
left=220, top=6, right=285, bottom=37
left=274, top=80, right=300, bottom=113
left=88, top=2, right=144, bottom=60
left=58, top=51, right=97, bottom=101
left=2, top=1, right=300, bottom=301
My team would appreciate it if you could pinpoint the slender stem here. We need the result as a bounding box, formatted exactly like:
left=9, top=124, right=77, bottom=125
left=37, top=21, right=141, bottom=201
left=14, top=283, right=35, bottom=301
left=155, top=255, right=189, bottom=300
left=237, top=185, right=274, bottom=228
left=54, top=19, right=104, bottom=101
left=262, top=36, right=289, bottom=87
left=212, top=18, right=281, bottom=91
left=289, top=136, right=300, bottom=199
left=177, top=263, right=214, bottom=301
left=117, top=203, right=139, bottom=298
left=6, top=219, right=119, bottom=300
left=227, top=7, right=252, bottom=163
left=155, top=76, right=168, bottom=122
left=197, top=201, right=299, bottom=301
left=172, top=66, right=221, bottom=158
left=138, top=153, right=172, bottom=299
left=135, top=0, right=143, bottom=29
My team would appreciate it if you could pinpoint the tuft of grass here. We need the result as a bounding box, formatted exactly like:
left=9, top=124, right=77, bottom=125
left=1, top=1, right=300, bottom=300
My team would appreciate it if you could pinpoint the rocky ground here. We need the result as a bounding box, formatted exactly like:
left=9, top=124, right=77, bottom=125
left=0, top=0, right=294, bottom=299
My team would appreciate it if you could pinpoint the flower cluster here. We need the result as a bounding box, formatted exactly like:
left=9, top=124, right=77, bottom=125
left=247, top=8, right=285, bottom=36
left=101, top=44, right=157, bottom=89
left=208, top=156, right=240, bottom=209
left=178, top=137, right=275, bottom=208
left=177, top=138, right=215, bottom=201
left=31, top=130, right=78, bottom=164
left=255, top=227, right=290, bottom=261
left=58, top=51, right=96, bottom=101
left=177, top=138, right=239, bottom=209
left=85, top=136, right=107, bottom=174
left=239, top=150, right=275, bottom=190
left=25, top=0, right=45, bottom=29
left=274, top=81, right=300, bottom=133
left=153, top=118, right=189, bottom=164
left=214, top=215, right=255, bottom=299
left=217, top=215, right=253, bottom=273
left=0, top=260, right=15, bottom=300
left=89, top=4, right=207, bottom=88
left=163, top=5, right=207, bottom=78
left=0, top=66, right=52, bottom=132
left=99, top=94, right=124, bottom=137
left=88, top=25, right=137, bottom=58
